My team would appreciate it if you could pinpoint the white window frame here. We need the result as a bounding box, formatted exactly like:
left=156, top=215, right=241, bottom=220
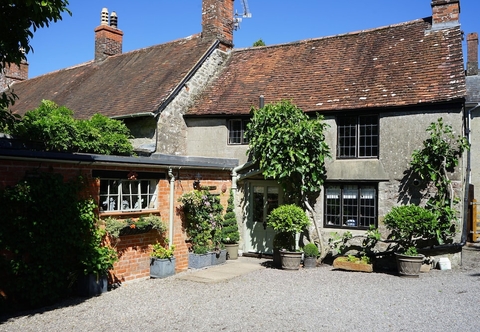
left=99, top=178, right=158, bottom=213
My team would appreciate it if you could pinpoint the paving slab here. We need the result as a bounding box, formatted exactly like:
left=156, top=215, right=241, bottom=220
left=175, top=256, right=268, bottom=283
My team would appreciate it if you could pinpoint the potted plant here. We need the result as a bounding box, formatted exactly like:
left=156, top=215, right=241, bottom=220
left=383, top=204, right=438, bottom=277
left=303, top=242, right=319, bottom=268
left=150, top=241, right=175, bottom=279
left=78, top=228, right=118, bottom=296
left=267, top=204, right=310, bottom=270
left=179, top=189, right=224, bottom=269
left=222, top=189, right=240, bottom=260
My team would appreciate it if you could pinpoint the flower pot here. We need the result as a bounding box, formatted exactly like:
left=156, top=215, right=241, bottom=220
left=188, top=252, right=212, bottom=269
left=303, top=256, right=317, bottom=269
left=280, top=251, right=302, bottom=270
left=150, top=257, right=176, bottom=278
left=211, top=249, right=227, bottom=265
left=333, top=257, right=373, bottom=273
left=77, top=273, right=107, bottom=297
left=395, top=253, right=424, bottom=278
left=225, top=243, right=239, bottom=260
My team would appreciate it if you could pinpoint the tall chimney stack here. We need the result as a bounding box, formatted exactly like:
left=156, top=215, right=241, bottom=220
left=0, top=60, right=28, bottom=93
left=431, top=0, right=460, bottom=28
left=94, top=8, right=123, bottom=61
left=202, top=0, right=234, bottom=50
left=467, top=33, right=479, bottom=76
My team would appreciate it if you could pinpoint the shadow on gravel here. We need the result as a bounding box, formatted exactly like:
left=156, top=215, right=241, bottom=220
left=0, top=294, right=99, bottom=324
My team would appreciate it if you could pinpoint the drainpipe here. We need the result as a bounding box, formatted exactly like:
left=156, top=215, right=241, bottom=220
left=168, top=168, right=175, bottom=248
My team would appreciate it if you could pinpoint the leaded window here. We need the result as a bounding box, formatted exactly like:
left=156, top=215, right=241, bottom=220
left=337, top=115, right=378, bottom=158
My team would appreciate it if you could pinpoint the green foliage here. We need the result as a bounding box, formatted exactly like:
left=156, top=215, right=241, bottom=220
left=383, top=204, right=446, bottom=249
left=410, top=117, right=469, bottom=234
left=303, top=242, right=319, bottom=257
left=179, top=189, right=224, bottom=254
left=11, top=100, right=134, bottom=155
left=267, top=204, right=310, bottom=234
left=403, top=246, right=419, bottom=256
left=0, top=0, right=71, bottom=109
left=222, top=189, right=240, bottom=244
left=253, top=39, right=265, bottom=47
left=151, top=240, right=175, bottom=259
left=246, top=100, right=331, bottom=203
left=80, top=227, right=118, bottom=276
left=103, top=214, right=167, bottom=239
left=0, top=108, right=21, bottom=132
left=0, top=172, right=110, bottom=310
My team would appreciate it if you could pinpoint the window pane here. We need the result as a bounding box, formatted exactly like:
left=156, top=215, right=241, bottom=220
left=325, top=186, right=341, bottom=226
left=342, top=185, right=358, bottom=226
left=359, top=187, right=376, bottom=227
left=229, top=120, right=242, bottom=144
left=99, top=178, right=157, bottom=212
left=337, top=117, right=357, bottom=157
left=253, top=186, right=265, bottom=223
left=359, top=116, right=378, bottom=157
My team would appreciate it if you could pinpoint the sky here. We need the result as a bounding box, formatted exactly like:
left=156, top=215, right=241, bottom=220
left=27, top=0, right=480, bottom=79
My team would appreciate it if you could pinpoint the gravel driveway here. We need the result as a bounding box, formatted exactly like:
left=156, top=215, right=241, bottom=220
left=1, top=247, right=479, bottom=332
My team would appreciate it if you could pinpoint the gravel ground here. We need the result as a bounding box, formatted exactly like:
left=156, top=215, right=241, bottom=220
left=1, top=247, right=479, bottom=332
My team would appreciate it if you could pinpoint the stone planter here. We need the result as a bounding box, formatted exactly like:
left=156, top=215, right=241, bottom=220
left=303, top=256, right=317, bottom=269
left=224, top=243, right=239, bottom=260
left=188, top=252, right=212, bottom=269
left=395, top=253, right=424, bottom=278
left=333, top=257, right=373, bottom=273
left=211, top=249, right=227, bottom=265
left=150, top=257, right=176, bottom=278
left=280, top=251, right=302, bottom=270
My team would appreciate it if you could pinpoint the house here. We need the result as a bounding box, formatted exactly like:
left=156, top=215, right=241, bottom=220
left=465, top=32, right=480, bottom=242
left=184, top=0, right=468, bottom=260
left=0, top=0, right=470, bottom=276
left=0, top=0, right=241, bottom=282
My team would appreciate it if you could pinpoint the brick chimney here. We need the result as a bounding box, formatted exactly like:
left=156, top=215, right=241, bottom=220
left=202, top=0, right=234, bottom=50
left=0, top=60, right=28, bottom=92
left=467, top=33, right=479, bottom=76
left=94, top=8, right=123, bottom=61
left=431, top=0, right=460, bottom=28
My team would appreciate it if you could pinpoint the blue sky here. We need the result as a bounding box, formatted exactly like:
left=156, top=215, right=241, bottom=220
left=27, top=0, right=480, bottom=78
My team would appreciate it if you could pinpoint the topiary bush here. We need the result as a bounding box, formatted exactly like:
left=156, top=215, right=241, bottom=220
left=222, top=189, right=240, bottom=244
left=267, top=204, right=310, bottom=251
left=303, top=242, right=320, bottom=257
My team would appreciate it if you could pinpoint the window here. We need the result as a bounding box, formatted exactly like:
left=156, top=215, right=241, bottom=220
left=324, top=184, right=377, bottom=229
left=337, top=115, right=378, bottom=158
left=228, top=119, right=249, bottom=145
left=99, top=179, right=158, bottom=212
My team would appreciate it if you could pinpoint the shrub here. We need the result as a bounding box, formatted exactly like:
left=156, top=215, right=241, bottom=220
left=151, top=241, right=175, bottom=259
left=303, top=243, right=319, bottom=257
left=222, top=189, right=240, bottom=244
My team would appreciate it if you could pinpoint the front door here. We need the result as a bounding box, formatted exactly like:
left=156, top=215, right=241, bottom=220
left=244, top=182, right=283, bottom=254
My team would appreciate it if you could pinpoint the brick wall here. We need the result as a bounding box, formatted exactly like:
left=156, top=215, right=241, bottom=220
left=0, top=158, right=232, bottom=284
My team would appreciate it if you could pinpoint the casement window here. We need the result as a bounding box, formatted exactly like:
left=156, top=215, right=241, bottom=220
left=228, top=119, right=249, bottom=145
left=337, top=115, right=378, bottom=158
left=324, top=184, right=377, bottom=229
left=94, top=170, right=162, bottom=213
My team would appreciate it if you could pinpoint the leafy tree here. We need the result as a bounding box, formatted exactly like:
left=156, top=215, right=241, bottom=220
left=253, top=39, right=265, bottom=47
left=11, top=100, right=134, bottom=155
left=0, top=0, right=71, bottom=109
left=246, top=100, right=331, bottom=259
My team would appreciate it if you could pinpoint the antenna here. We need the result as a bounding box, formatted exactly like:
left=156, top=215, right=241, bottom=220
left=234, top=0, right=252, bottom=30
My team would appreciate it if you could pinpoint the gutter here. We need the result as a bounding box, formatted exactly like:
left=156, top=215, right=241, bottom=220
left=110, top=112, right=155, bottom=120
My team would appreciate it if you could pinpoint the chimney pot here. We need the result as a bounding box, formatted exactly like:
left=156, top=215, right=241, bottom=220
left=110, top=11, right=118, bottom=28
left=101, top=7, right=109, bottom=25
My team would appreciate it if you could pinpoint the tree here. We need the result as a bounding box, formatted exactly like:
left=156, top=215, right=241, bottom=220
left=0, top=0, right=71, bottom=109
left=252, top=39, right=265, bottom=47
left=246, top=100, right=331, bottom=260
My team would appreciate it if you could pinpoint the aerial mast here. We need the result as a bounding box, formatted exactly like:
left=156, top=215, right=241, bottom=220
left=234, top=0, right=252, bottom=30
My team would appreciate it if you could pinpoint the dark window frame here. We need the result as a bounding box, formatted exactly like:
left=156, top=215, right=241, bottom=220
left=228, top=119, right=249, bottom=145
left=324, top=183, right=377, bottom=230
left=337, top=115, right=379, bottom=158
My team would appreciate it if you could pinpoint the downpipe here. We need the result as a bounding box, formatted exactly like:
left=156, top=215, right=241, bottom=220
left=168, top=168, right=175, bottom=248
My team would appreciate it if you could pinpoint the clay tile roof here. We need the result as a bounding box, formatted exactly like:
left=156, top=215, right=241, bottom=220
left=187, top=18, right=466, bottom=116
left=9, top=35, right=215, bottom=119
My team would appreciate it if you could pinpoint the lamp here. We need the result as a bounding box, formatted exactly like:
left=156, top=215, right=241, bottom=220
left=193, top=172, right=202, bottom=189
